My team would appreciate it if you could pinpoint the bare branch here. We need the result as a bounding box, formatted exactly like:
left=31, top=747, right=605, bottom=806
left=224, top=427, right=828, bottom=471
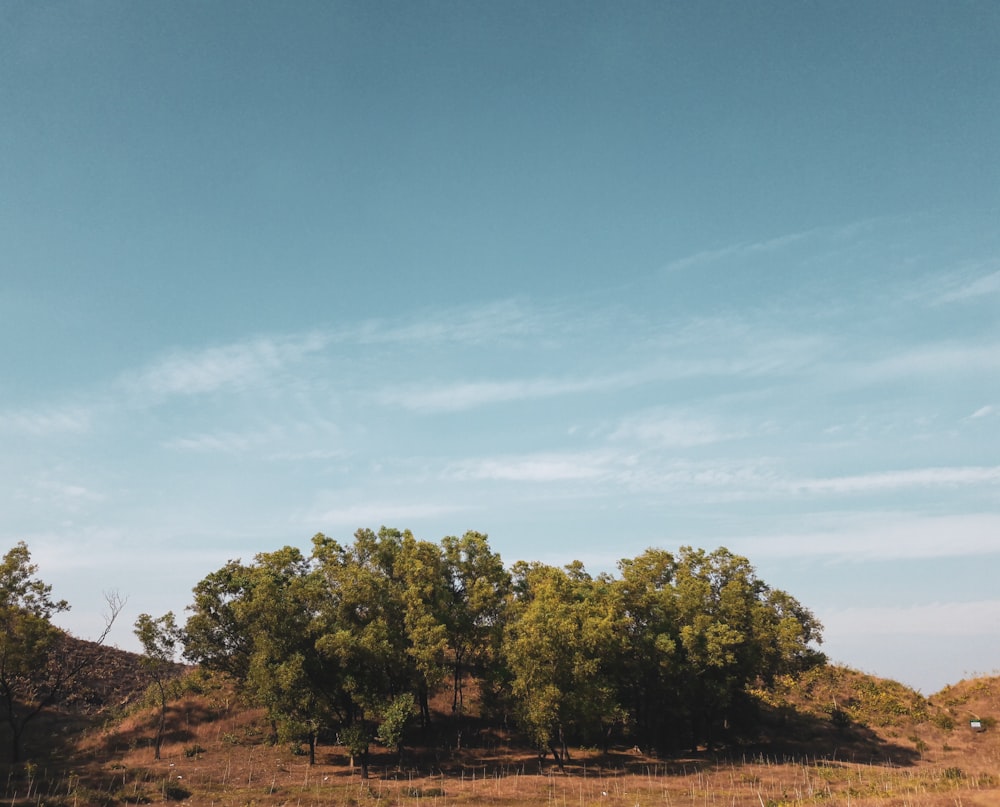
left=93, top=590, right=128, bottom=647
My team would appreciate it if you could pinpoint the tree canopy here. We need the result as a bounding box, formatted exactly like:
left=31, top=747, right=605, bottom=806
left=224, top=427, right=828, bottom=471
left=182, top=531, right=824, bottom=761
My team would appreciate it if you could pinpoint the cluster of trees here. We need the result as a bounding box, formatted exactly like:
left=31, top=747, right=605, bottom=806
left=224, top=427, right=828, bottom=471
left=171, top=529, right=824, bottom=772
left=1, top=531, right=824, bottom=771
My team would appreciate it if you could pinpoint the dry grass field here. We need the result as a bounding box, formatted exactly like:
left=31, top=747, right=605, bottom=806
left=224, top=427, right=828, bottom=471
left=3, top=655, right=998, bottom=807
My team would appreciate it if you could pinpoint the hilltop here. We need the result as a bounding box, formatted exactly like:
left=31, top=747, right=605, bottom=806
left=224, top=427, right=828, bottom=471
left=1, top=637, right=998, bottom=806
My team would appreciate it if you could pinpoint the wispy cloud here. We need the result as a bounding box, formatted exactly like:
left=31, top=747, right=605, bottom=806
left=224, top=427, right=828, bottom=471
left=309, top=502, right=468, bottom=528
left=123, top=332, right=329, bottom=399
left=164, top=419, right=344, bottom=457
left=375, top=374, right=630, bottom=413
left=662, top=229, right=819, bottom=273
left=610, top=410, right=734, bottom=447
left=659, top=220, right=882, bottom=274
left=13, top=476, right=106, bottom=513
left=851, top=343, right=1000, bottom=382
left=341, top=299, right=555, bottom=347
left=447, top=452, right=618, bottom=482
left=970, top=405, right=995, bottom=420
left=938, top=266, right=1000, bottom=303
left=163, top=430, right=273, bottom=454
left=788, top=466, right=1000, bottom=495
left=0, top=405, right=92, bottom=436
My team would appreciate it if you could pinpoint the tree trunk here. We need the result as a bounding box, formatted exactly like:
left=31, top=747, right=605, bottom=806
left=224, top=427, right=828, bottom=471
left=548, top=741, right=565, bottom=773
left=9, top=724, right=23, bottom=764
left=451, top=651, right=465, bottom=714
left=419, top=682, right=431, bottom=728
left=154, top=680, right=167, bottom=760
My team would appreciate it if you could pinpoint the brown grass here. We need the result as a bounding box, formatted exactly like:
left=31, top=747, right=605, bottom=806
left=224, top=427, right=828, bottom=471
left=2, top=667, right=999, bottom=807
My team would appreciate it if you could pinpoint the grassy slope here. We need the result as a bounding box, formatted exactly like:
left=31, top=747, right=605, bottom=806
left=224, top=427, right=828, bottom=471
left=1, top=640, right=998, bottom=806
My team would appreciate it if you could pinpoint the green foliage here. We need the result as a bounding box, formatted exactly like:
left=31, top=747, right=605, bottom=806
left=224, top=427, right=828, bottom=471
left=932, top=712, right=955, bottom=730
left=133, top=611, right=184, bottom=760
left=503, top=561, right=622, bottom=756
left=376, top=691, right=415, bottom=751
left=339, top=722, right=371, bottom=757
left=181, top=531, right=825, bottom=760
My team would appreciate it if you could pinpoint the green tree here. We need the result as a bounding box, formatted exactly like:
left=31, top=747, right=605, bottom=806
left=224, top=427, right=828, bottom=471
left=338, top=722, right=373, bottom=779
left=502, top=561, right=621, bottom=770
left=397, top=533, right=450, bottom=727
left=133, top=612, right=182, bottom=760
left=182, top=559, right=255, bottom=682
left=241, top=546, right=334, bottom=764
left=0, top=542, right=124, bottom=763
left=311, top=528, right=416, bottom=774
left=612, top=548, right=682, bottom=750
left=670, top=546, right=824, bottom=749
left=184, top=547, right=341, bottom=764
left=441, top=531, right=510, bottom=718
left=376, top=691, right=415, bottom=768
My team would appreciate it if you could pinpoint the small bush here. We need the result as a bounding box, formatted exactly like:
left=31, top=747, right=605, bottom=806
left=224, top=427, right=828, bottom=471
left=943, top=767, right=964, bottom=781
left=404, top=787, right=445, bottom=798
left=164, top=783, right=191, bottom=801
left=932, top=712, right=955, bottom=730
left=113, top=785, right=152, bottom=804
left=830, top=708, right=851, bottom=729
left=183, top=743, right=206, bottom=758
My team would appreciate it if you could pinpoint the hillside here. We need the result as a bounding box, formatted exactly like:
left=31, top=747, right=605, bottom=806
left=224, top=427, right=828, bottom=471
left=1, top=640, right=998, bottom=807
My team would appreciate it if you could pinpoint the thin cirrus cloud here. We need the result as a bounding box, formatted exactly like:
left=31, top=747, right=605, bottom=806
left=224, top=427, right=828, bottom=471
left=610, top=411, right=733, bottom=447
left=847, top=342, right=1000, bottom=383
left=375, top=375, right=630, bottom=413
left=0, top=405, right=92, bottom=436
left=121, top=331, right=330, bottom=400
left=115, top=300, right=559, bottom=406
left=661, top=228, right=820, bottom=274
left=447, top=452, right=617, bottom=483
left=309, top=502, right=469, bottom=528
left=162, top=430, right=273, bottom=454
left=15, top=478, right=106, bottom=511
left=937, top=266, right=1000, bottom=303
left=658, top=219, right=882, bottom=275
left=340, top=298, right=553, bottom=347
left=373, top=336, right=825, bottom=415
left=788, top=465, right=1000, bottom=495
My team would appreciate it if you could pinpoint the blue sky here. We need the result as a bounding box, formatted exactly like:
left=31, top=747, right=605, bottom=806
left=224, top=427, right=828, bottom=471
left=2, top=1, right=998, bottom=694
